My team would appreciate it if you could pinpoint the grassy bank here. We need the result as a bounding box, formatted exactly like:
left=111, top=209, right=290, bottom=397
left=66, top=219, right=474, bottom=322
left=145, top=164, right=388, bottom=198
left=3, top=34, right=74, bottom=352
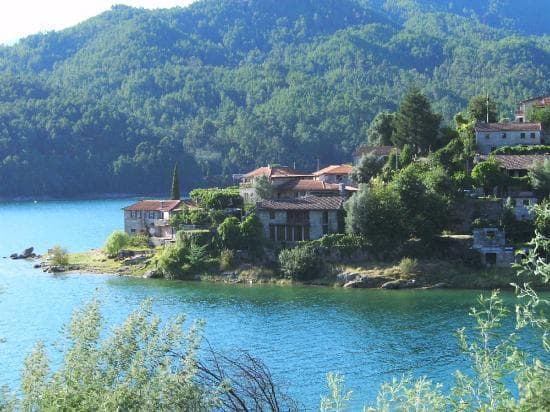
left=50, top=249, right=538, bottom=291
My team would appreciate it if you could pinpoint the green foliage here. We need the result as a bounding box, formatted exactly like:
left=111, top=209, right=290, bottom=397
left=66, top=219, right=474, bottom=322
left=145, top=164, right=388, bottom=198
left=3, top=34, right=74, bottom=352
left=253, top=175, right=273, bottom=200
left=528, top=159, right=550, bottom=197
left=398, top=257, right=418, bottom=276
left=103, top=231, right=130, bottom=257
left=467, top=94, right=498, bottom=123
left=344, top=181, right=408, bottom=253
left=471, top=156, right=505, bottom=194
left=278, top=243, right=326, bottom=281
left=366, top=112, right=395, bottom=147
left=398, top=144, right=413, bottom=168
left=190, top=188, right=243, bottom=210
left=170, top=163, right=180, bottom=200
left=239, top=213, right=264, bottom=254
left=49, top=245, right=69, bottom=266
left=217, top=216, right=242, bottom=250
left=18, top=299, right=215, bottom=411
left=527, top=106, right=550, bottom=130
left=392, top=88, right=442, bottom=154
left=350, top=154, right=385, bottom=184
left=493, top=145, right=550, bottom=155
left=0, top=0, right=548, bottom=197
left=533, top=199, right=550, bottom=237
left=219, top=249, right=235, bottom=271
left=127, top=234, right=149, bottom=248
left=171, top=207, right=212, bottom=229
left=320, top=372, right=353, bottom=412
left=501, top=199, right=535, bottom=243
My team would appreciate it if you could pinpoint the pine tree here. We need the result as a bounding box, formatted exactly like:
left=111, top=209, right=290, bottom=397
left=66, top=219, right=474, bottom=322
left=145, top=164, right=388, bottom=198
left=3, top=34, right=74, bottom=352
left=171, top=163, right=180, bottom=200
left=392, top=88, right=441, bottom=154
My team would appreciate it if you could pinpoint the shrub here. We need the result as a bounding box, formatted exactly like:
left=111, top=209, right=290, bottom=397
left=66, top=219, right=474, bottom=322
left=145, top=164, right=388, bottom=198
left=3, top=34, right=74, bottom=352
left=50, top=245, right=69, bottom=266
left=399, top=257, right=418, bottom=276
left=127, top=234, right=149, bottom=249
left=217, top=217, right=242, bottom=249
left=219, top=249, right=235, bottom=271
left=278, top=244, right=326, bottom=281
left=104, top=231, right=130, bottom=257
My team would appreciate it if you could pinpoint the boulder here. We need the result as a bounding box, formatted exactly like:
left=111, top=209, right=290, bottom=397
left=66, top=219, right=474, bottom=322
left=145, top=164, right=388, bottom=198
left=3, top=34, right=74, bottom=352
left=9, top=253, right=18, bottom=259
left=116, top=249, right=135, bottom=260
left=336, top=272, right=359, bottom=284
left=343, top=274, right=394, bottom=288
left=381, top=279, right=416, bottom=289
left=47, top=266, right=65, bottom=273
left=21, top=247, right=34, bottom=258
left=33, top=263, right=42, bottom=269
left=142, top=270, right=161, bottom=279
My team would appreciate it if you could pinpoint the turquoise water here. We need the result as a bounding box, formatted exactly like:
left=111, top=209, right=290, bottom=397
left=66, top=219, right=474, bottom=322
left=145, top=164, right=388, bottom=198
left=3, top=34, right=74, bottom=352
left=0, top=199, right=544, bottom=409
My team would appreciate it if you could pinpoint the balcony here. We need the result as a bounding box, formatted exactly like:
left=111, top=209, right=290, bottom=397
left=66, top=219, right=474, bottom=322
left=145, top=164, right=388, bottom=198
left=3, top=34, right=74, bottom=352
left=154, top=219, right=171, bottom=227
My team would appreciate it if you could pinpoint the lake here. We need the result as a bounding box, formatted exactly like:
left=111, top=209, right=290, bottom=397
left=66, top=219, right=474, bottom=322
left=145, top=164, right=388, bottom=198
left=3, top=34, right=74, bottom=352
left=0, top=199, right=543, bottom=409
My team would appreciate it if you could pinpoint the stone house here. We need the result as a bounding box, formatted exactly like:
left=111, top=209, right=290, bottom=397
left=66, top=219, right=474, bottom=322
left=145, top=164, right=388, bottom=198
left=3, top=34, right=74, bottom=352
left=255, top=195, right=345, bottom=242
left=313, top=164, right=354, bottom=185
left=474, top=122, right=542, bottom=154
left=475, top=154, right=549, bottom=178
left=472, top=228, right=515, bottom=267
left=123, top=199, right=197, bottom=238
left=272, top=179, right=357, bottom=199
left=239, top=165, right=312, bottom=203
left=515, top=96, right=550, bottom=123
left=507, top=191, right=538, bottom=221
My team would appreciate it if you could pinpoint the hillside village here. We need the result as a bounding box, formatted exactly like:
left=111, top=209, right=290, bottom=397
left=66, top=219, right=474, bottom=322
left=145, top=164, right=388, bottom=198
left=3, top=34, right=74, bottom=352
left=118, top=92, right=550, bottom=283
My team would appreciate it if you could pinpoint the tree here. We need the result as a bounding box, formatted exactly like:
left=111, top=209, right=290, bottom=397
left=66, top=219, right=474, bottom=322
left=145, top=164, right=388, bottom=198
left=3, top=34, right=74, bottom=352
left=49, top=245, right=69, bottom=266
left=471, top=157, right=505, bottom=195
left=217, top=217, right=242, bottom=249
left=366, top=112, right=395, bottom=147
left=253, top=175, right=273, bottom=200
left=392, top=89, right=442, bottom=154
left=527, top=106, right=550, bottom=130
left=240, top=213, right=264, bottom=254
left=350, top=154, right=385, bottom=184
left=103, top=231, right=130, bottom=257
left=171, top=163, right=180, bottom=200
left=344, top=182, right=408, bottom=253
left=467, top=94, right=498, bottom=123
left=278, top=244, right=326, bottom=280
left=529, top=159, right=550, bottom=197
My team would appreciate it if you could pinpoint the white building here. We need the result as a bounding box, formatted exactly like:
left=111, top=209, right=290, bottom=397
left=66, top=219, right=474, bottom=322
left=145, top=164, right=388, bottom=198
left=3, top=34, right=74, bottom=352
left=474, top=122, right=542, bottom=154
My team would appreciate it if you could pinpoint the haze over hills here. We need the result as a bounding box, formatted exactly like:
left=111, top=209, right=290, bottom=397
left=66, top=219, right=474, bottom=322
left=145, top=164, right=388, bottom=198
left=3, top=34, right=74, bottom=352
left=0, top=0, right=548, bottom=196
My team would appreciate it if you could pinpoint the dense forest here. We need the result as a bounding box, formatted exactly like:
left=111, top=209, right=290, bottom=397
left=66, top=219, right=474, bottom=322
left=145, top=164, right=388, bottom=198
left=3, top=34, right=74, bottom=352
left=0, top=0, right=549, bottom=196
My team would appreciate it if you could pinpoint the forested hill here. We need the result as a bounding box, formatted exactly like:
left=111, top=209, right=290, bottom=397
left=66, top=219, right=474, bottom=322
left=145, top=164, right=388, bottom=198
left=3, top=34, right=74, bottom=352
left=0, top=0, right=549, bottom=197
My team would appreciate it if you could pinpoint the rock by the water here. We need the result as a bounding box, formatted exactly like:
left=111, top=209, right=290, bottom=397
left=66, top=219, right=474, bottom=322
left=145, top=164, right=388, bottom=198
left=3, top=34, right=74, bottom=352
left=142, top=270, right=161, bottom=279
left=336, top=272, right=359, bottom=284
left=47, top=266, right=65, bottom=273
left=343, top=274, right=393, bottom=288
left=117, top=249, right=135, bottom=260
left=381, top=279, right=416, bottom=289
left=33, top=263, right=42, bottom=269
left=21, top=247, right=34, bottom=258
left=9, top=253, right=18, bottom=259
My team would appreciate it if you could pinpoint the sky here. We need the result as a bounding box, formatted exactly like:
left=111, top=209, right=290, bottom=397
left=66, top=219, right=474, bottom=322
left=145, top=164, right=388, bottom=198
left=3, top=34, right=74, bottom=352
left=0, top=0, right=196, bottom=45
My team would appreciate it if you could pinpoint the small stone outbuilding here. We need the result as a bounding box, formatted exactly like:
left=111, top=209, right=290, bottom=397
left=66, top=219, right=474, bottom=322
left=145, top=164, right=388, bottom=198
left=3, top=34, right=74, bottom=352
left=472, top=228, right=515, bottom=267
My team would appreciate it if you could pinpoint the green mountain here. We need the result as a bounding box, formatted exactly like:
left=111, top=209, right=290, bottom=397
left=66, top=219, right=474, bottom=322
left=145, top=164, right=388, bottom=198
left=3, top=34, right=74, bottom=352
left=0, top=0, right=548, bottom=196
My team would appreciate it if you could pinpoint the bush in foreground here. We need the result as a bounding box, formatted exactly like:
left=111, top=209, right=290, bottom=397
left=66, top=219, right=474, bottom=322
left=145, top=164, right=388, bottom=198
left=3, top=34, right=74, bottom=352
left=49, top=245, right=69, bottom=266
left=279, top=244, right=326, bottom=281
left=103, top=231, right=130, bottom=257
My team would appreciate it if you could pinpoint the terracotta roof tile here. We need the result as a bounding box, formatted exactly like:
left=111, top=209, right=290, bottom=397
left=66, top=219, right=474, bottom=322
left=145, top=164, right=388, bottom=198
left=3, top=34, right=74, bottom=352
left=257, top=195, right=345, bottom=211
left=123, top=199, right=183, bottom=212
left=478, top=154, right=549, bottom=170
left=274, top=179, right=341, bottom=191
left=243, top=166, right=310, bottom=178
left=474, top=122, right=541, bottom=132
left=313, top=164, right=353, bottom=176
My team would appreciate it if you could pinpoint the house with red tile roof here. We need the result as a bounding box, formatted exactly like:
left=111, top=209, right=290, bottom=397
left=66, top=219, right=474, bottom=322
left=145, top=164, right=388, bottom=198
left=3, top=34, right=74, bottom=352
left=313, top=164, right=354, bottom=185
left=515, top=96, right=550, bottom=123
left=123, top=199, right=197, bottom=238
left=239, top=165, right=314, bottom=203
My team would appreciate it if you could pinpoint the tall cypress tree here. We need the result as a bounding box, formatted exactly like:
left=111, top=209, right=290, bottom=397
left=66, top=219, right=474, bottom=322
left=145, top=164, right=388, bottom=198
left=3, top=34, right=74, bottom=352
left=171, top=163, right=180, bottom=200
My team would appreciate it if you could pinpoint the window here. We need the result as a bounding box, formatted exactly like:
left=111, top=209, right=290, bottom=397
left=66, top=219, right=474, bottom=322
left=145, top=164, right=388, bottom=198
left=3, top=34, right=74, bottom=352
left=276, top=225, right=285, bottom=241
left=520, top=133, right=526, bottom=139
left=531, top=133, right=536, bottom=139
left=269, top=225, right=275, bottom=240
left=501, top=133, right=506, bottom=139
left=148, top=211, right=155, bottom=219
left=294, top=226, right=303, bottom=241
left=510, top=199, right=517, bottom=207
left=523, top=199, right=530, bottom=206
left=491, top=146, right=497, bottom=152
left=131, top=229, right=136, bottom=233
left=322, top=211, right=329, bottom=235
left=269, top=211, right=275, bottom=220
left=130, top=211, right=136, bottom=218
left=485, top=133, right=490, bottom=140
left=486, top=231, right=496, bottom=240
